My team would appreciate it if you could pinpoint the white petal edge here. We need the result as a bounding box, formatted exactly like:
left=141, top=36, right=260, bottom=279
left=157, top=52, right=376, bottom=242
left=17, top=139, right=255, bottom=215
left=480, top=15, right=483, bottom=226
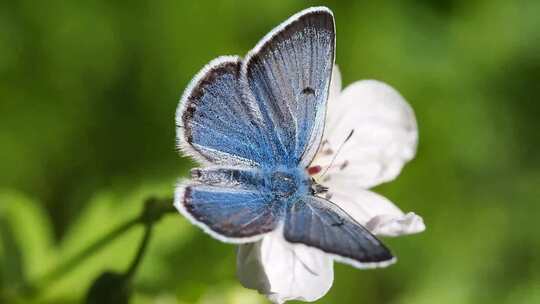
left=366, top=212, right=426, bottom=237
left=237, top=230, right=334, bottom=303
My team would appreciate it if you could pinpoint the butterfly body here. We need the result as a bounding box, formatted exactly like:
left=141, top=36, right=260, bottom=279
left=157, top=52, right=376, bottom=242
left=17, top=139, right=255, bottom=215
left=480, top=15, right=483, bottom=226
left=176, top=7, right=396, bottom=268
left=191, top=166, right=311, bottom=210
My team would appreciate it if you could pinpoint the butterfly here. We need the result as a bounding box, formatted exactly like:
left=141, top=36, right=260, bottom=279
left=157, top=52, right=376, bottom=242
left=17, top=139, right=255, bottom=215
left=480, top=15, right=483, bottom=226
left=175, top=7, right=394, bottom=268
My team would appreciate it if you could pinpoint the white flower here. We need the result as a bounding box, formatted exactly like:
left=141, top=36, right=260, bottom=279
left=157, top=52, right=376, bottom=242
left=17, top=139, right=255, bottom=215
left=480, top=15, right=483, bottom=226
left=236, top=66, right=425, bottom=303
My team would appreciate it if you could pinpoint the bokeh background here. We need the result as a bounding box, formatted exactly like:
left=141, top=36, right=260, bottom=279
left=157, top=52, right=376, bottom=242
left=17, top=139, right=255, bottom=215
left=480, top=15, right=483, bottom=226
left=1, top=0, right=540, bottom=303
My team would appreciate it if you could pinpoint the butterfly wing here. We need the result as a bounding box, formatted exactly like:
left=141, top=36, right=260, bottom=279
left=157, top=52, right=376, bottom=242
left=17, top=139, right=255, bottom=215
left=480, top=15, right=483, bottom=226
left=178, top=8, right=335, bottom=169
left=176, top=167, right=282, bottom=243
left=177, top=56, right=272, bottom=167
left=243, top=7, right=335, bottom=167
left=284, top=195, right=396, bottom=268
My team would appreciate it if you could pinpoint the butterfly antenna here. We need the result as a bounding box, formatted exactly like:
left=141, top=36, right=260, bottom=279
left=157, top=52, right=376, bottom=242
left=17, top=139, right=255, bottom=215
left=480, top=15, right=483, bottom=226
left=320, top=129, right=354, bottom=178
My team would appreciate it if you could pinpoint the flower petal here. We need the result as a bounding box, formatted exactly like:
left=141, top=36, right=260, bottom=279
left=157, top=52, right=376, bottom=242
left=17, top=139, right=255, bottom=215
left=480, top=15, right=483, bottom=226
left=328, top=65, right=342, bottom=104
left=237, top=231, right=333, bottom=303
left=366, top=212, right=425, bottom=237
left=318, top=80, right=418, bottom=189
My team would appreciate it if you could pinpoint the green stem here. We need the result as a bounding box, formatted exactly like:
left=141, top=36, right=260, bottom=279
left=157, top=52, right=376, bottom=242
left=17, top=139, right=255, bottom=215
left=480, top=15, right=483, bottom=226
left=124, top=222, right=153, bottom=279
left=121, top=198, right=176, bottom=279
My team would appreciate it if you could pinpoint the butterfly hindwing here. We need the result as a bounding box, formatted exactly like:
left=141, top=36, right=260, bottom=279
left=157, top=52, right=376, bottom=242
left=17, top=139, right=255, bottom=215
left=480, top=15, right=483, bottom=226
left=176, top=168, right=282, bottom=243
left=284, top=195, right=396, bottom=268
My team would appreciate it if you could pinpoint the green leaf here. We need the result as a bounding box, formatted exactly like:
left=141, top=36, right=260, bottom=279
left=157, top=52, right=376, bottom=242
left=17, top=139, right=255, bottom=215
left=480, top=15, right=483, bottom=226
left=0, top=189, right=54, bottom=299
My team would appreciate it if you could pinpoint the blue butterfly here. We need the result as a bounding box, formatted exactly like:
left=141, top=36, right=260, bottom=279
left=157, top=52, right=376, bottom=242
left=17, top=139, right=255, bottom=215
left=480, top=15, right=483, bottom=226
left=175, top=7, right=394, bottom=268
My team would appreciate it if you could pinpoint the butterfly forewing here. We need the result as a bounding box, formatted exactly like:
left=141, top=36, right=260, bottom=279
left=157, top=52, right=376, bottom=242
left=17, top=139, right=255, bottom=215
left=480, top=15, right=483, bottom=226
left=244, top=8, right=335, bottom=167
left=177, top=56, right=271, bottom=167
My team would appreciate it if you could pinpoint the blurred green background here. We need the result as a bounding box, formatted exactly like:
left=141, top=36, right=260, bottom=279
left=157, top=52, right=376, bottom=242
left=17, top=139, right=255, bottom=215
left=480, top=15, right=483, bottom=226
left=1, top=0, right=539, bottom=303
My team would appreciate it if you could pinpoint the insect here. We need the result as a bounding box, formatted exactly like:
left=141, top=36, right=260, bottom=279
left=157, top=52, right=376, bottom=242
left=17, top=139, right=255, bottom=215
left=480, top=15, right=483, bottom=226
left=175, top=7, right=394, bottom=268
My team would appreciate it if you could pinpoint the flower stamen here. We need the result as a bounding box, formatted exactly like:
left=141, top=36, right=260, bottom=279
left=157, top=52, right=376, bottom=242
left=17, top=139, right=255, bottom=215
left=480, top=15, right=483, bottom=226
left=319, top=129, right=354, bottom=177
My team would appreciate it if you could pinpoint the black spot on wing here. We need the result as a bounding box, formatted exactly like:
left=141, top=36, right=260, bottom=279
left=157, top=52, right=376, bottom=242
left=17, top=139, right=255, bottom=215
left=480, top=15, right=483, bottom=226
left=302, top=87, right=315, bottom=95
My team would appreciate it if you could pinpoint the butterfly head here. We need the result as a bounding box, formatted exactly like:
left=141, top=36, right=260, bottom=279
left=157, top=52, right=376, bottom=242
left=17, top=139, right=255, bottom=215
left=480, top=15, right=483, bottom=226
left=310, top=180, right=328, bottom=195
